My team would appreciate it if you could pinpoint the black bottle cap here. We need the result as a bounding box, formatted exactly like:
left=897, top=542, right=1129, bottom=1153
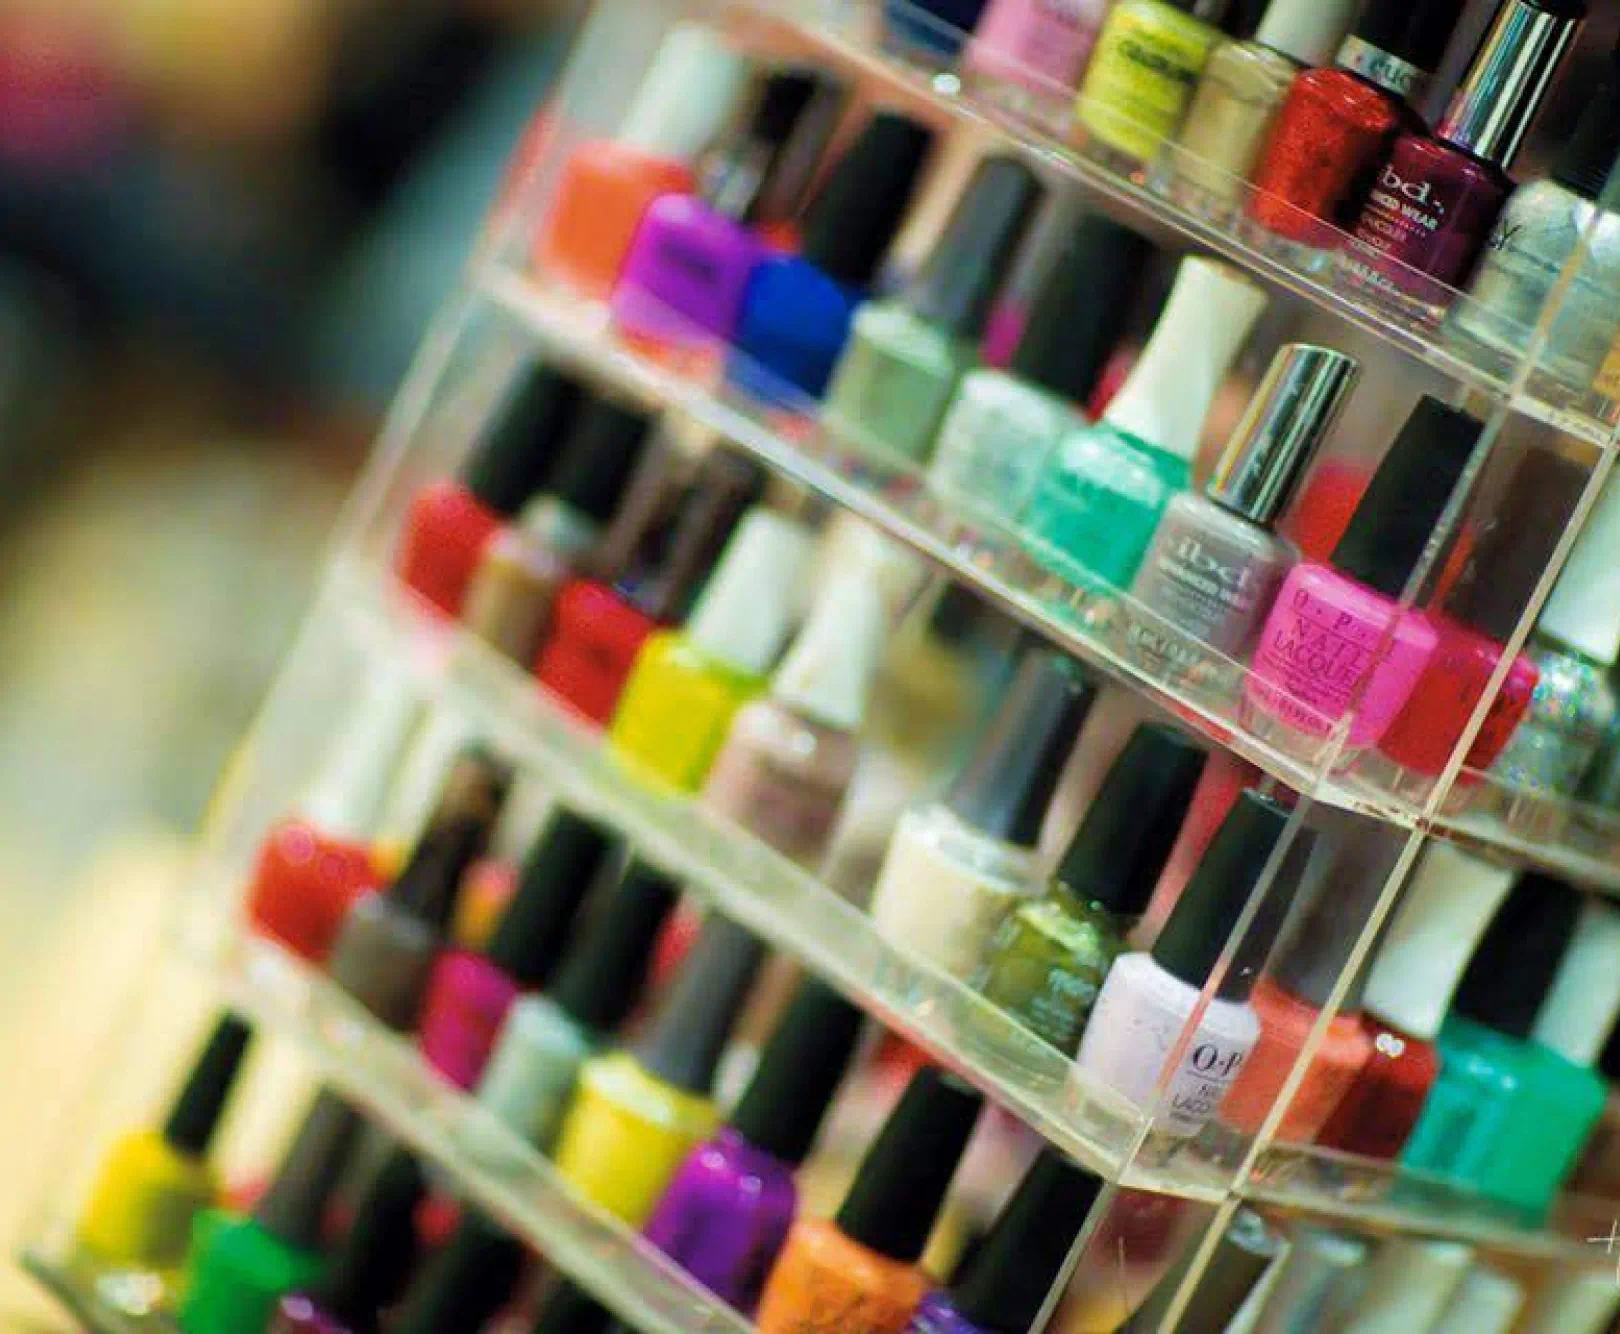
left=710, top=68, right=847, bottom=227
left=532, top=1284, right=614, bottom=1334
left=545, top=398, right=658, bottom=526
left=730, top=977, right=865, bottom=1163
left=1599, top=1001, right=1620, bottom=1081
left=1554, top=39, right=1620, bottom=199
left=549, top=859, right=680, bottom=1032
left=1330, top=397, right=1482, bottom=599
left=1151, top=793, right=1295, bottom=1000
left=950, top=1149, right=1104, bottom=1333
left=162, top=1012, right=253, bottom=1158
left=929, top=583, right=986, bottom=648
left=487, top=809, right=619, bottom=989
left=317, top=1148, right=426, bottom=1328
left=946, top=647, right=1094, bottom=848
left=1013, top=213, right=1152, bottom=405
left=1126, top=1208, right=1282, bottom=1332
left=462, top=366, right=586, bottom=517
left=393, top=1209, right=526, bottom=1334
left=1452, top=873, right=1580, bottom=1039
left=834, top=1066, right=982, bottom=1262
left=1351, top=0, right=1469, bottom=78
left=802, top=112, right=935, bottom=289
left=909, top=156, right=1044, bottom=340
left=255, top=1090, right=365, bottom=1249
left=1054, top=724, right=1206, bottom=922
left=635, top=914, right=765, bottom=1093
left=388, top=748, right=511, bottom=933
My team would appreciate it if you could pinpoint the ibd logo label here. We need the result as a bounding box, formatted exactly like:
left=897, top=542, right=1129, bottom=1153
left=1379, top=166, right=1434, bottom=205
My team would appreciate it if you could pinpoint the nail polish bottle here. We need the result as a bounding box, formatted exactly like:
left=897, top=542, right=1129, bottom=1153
left=1075, top=791, right=1301, bottom=1139
left=727, top=113, right=936, bottom=406
left=1077, top=0, right=1229, bottom=165
left=976, top=724, right=1207, bottom=1055
left=612, top=69, right=845, bottom=349
left=180, top=1093, right=364, bottom=1334
left=1429, top=1267, right=1525, bottom=1334
left=906, top=1148, right=1103, bottom=1334
left=643, top=979, right=865, bottom=1312
left=325, top=749, right=511, bottom=1032
left=883, top=0, right=991, bottom=62
left=416, top=809, right=618, bottom=1090
left=609, top=508, right=814, bottom=793
left=928, top=213, right=1151, bottom=527
left=462, top=395, right=655, bottom=666
left=475, top=858, right=678, bottom=1151
left=1344, top=0, right=1583, bottom=310
left=1124, top=343, right=1358, bottom=693
left=963, top=0, right=1108, bottom=129
left=1340, top=1237, right=1473, bottom=1332
left=1247, top=0, right=1468, bottom=245
left=1243, top=396, right=1482, bottom=762
left=702, top=568, right=889, bottom=867
left=869, top=648, right=1094, bottom=978
left=396, top=365, right=583, bottom=616
left=390, top=1208, right=528, bottom=1334
left=1449, top=34, right=1620, bottom=384
left=1125, top=1208, right=1282, bottom=1331
left=551, top=915, right=765, bottom=1225
left=1022, top=256, right=1268, bottom=594
left=77, top=1014, right=253, bottom=1278
left=824, top=155, right=1044, bottom=472
left=535, top=25, right=752, bottom=300
left=269, top=1151, right=424, bottom=1334
left=1169, top=0, right=1357, bottom=211
left=535, top=449, right=765, bottom=726
left=755, top=1067, right=982, bottom=1334
left=1315, top=843, right=1514, bottom=1160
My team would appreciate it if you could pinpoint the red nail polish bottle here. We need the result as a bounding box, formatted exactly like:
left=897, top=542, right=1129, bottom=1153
left=396, top=366, right=583, bottom=616
left=1343, top=0, right=1583, bottom=308
left=1248, top=0, right=1464, bottom=244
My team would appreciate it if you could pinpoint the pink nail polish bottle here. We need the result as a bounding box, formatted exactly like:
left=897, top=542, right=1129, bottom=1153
left=1243, top=396, right=1483, bottom=765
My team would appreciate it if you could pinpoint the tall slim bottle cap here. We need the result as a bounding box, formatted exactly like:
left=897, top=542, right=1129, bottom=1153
left=1127, top=1208, right=1282, bottom=1331
left=1011, top=213, right=1152, bottom=405
left=1431, top=1268, right=1525, bottom=1334
left=950, top=1149, right=1104, bottom=1333
left=1451, top=873, right=1580, bottom=1039
left=1530, top=897, right=1620, bottom=1066
left=1102, top=257, right=1268, bottom=464
left=1054, top=723, right=1206, bottom=920
left=946, top=647, right=1094, bottom=848
left=388, top=748, right=511, bottom=932
left=1553, top=37, right=1620, bottom=198
left=462, top=366, right=586, bottom=517
left=1207, top=345, right=1358, bottom=527
left=549, top=859, right=680, bottom=1032
left=1251, top=1227, right=1368, bottom=1329
left=908, top=155, right=1045, bottom=340
left=774, top=571, right=890, bottom=732
left=1330, top=397, right=1481, bottom=600
left=1255, top=0, right=1358, bottom=66
left=393, top=1210, right=526, bottom=1334
left=635, top=914, right=764, bottom=1093
left=163, top=1013, right=253, bottom=1158
left=317, top=1149, right=426, bottom=1326
left=300, top=663, right=424, bottom=839
left=708, top=69, right=847, bottom=224
left=1538, top=474, right=1620, bottom=664
left=1349, top=1237, right=1474, bottom=1330
left=487, top=809, right=620, bottom=990
left=618, top=25, right=753, bottom=161
left=1345, top=0, right=1469, bottom=85
left=1514, top=1267, right=1620, bottom=1333
left=254, top=1091, right=364, bottom=1248
left=1361, top=843, right=1516, bottom=1040
left=545, top=398, right=658, bottom=526
left=802, top=112, right=936, bottom=288
left=730, top=978, right=865, bottom=1163
left=685, top=508, right=815, bottom=675
left=835, top=1066, right=982, bottom=1261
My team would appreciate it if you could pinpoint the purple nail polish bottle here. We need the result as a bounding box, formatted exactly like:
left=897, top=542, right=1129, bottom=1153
left=903, top=1148, right=1103, bottom=1334
left=642, top=978, right=864, bottom=1312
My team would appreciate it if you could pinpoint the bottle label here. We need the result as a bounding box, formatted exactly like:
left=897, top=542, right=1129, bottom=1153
left=1077, top=7, right=1216, bottom=162
left=1337, top=36, right=1426, bottom=100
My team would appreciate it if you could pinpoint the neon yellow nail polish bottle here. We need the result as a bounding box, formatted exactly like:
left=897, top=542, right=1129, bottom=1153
left=609, top=510, right=813, bottom=793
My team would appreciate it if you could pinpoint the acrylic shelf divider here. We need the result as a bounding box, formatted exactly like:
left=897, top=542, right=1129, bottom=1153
left=479, top=266, right=1620, bottom=897
left=20, top=1250, right=179, bottom=1334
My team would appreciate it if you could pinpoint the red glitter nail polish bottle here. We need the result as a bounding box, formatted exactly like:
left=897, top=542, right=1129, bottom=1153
left=1248, top=0, right=1465, bottom=245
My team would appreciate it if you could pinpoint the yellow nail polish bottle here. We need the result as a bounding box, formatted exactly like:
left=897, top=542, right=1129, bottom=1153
left=1077, top=0, right=1222, bottom=164
left=77, top=1015, right=253, bottom=1276
left=609, top=510, right=814, bottom=793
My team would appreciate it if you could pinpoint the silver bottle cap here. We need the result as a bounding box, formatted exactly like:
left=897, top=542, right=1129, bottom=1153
left=1436, top=0, right=1582, bottom=169
left=1206, top=344, right=1359, bottom=527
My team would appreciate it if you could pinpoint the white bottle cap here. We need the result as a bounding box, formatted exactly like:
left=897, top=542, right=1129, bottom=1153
left=1515, top=1270, right=1620, bottom=1334
left=618, top=24, right=752, bottom=161
left=686, top=509, right=815, bottom=677
left=1531, top=898, right=1620, bottom=1066
left=1362, top=844, right=1516, bottom=1041
left=1103, top=257, right=1268, bottom=463
left=1539, top=474, right=1620, bottom=665
left=300, top=664, right=425, bottom=840
left=1340, top=1238, right=1472, bottom=1334
left=1430, top=1268, right=1524, bottom=1334
left=1255, top=0, right=1358, bottom=67
left=774, top=570, right=891, bottom=732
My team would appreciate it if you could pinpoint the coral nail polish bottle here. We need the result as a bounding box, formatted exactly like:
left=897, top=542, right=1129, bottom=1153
left=396, top=366, right=584, bottom=617
left=1243, top=397, right=1482, bottom=763
left=755, top=1067, right=982, bottom=1334
left=417, top=808, right=618, bottom=1090
left=643, top=979, right=865, bottom=1312
left=535, top=25, right=752, bottom=300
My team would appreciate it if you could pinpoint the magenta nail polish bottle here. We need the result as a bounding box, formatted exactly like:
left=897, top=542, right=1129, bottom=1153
left=641, top=978, right=863, bottom=1312
left=417, top=809, right=618, bottom=1088
left=612, top=69, right=844, bottom=348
